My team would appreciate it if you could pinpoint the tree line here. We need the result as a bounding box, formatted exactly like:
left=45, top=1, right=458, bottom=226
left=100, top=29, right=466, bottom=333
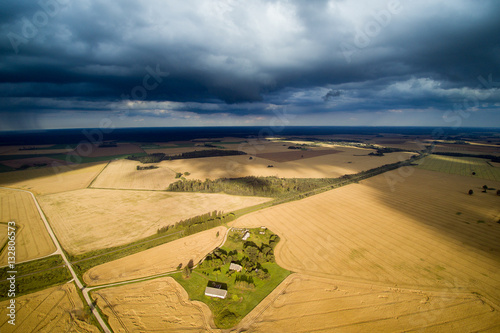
left=157, top=210, right=236, bottom=236
left=127, top=149, right=246, bottom=164
left=167, top=156, right=420, bottom=198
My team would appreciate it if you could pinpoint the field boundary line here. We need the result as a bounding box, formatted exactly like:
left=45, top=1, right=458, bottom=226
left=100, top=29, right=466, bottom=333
left=87, top=160, right=111, bottom=188
left=0, top=186, right=112, bottom=333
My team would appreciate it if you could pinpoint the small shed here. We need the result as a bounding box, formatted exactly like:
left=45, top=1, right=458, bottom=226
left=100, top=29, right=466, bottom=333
left=229, top=263, right=242, bottom=272
left=204, top=286, right=227, bottom=299
left=242, top=231, right=250, bottom=241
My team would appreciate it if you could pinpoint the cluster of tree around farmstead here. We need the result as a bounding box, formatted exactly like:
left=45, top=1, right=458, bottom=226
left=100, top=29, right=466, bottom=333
left=156, top=210, right=236, bottom=236
left=127, top=149, right=246, bottom=163
left=198, top=233, right=281, bottom=288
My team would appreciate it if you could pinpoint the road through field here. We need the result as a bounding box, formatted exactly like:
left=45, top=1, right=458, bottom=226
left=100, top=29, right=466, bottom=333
left=0, top=187, right=111, bottom=333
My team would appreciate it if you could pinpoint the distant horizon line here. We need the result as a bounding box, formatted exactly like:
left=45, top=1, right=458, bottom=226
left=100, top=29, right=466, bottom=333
left=2, top=125, right=500, bottom=132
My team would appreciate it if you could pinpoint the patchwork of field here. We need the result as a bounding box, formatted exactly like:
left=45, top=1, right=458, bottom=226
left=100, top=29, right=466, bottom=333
left=255, top=149, right=341, bottom=162
left=0, top=283, right=99, bottom=332
left=0, top=162, right=107, bottom=195
left=0, top=156, right=74, bottom=169
left=0, top=145, right=75, bottom=155
left=231, top=274, right=500, bottom=333
left=231, top=169, right=500, bottom=307
left=38, top=189, right=270, bottom=255
left=92, top=277, right=218, bottom=333
left=70, top=142, right=144, bottom=157
left=145, top=146, right=217, bottom=155
left=90, top=159, right=178, bottom=190
left=84, top=226, right=227, bottom=286
left=417, top=154, right=500, bottom=181
left=433, top=143, right=500, bottom=155
left=164, top=148, right=416, bottom=180
left=0, top=189, right=55, bottom=265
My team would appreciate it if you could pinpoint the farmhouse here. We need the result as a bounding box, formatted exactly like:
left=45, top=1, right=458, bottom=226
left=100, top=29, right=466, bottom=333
left=242, top=231, right=250, bottom=241
left=229, top=263, right=242, bottom=272
left=204, top=286, right=227, bottom=299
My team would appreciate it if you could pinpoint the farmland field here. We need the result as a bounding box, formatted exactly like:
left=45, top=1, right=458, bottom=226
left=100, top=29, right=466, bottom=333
left=70, top=142, right=144, bottom=157
left=230, top=169, right=500, bottom=307
left=417, top=154, right=500, bottom=181
left=0, top=156, right=73, bottom=169
left=84, top=226, right=227, bottom=286
left=92, top=277, right=218, bottom=332
left=432, top=143, right=500, bottom=155
left=254, top=149, right=341, bottom=162
left=0, top=223, right=8, bottom=251
left=0, top=189, right=55, bottom=265
left=164, top=148, right=416, bottom=180
left=38, top=189, right=270, bottom=255
left=90, top=159, right=178, bottom=190
left=232, top=274, right=500, bottom=332
left=0, top=162, right=107, bottom=195
left=0, top=283, right=99, bottom=332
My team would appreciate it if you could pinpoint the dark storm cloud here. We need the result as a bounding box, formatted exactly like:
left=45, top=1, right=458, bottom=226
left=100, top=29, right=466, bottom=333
left=0, top=0, right=499, bottom=124
left=322, top=90, right=343, bottom=102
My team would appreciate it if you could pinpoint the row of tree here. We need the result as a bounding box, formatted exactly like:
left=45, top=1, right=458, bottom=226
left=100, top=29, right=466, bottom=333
left=156, top=211, right=236, bottom=235
left=167, top=176, right=344, bottom=197
left=127, top=149, right=246, bottom=164
left=136, top=165, right=158, bottom=170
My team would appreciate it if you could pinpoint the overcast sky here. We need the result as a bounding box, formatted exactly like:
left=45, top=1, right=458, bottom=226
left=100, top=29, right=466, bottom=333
left=1, top=0, right=499, bottom=130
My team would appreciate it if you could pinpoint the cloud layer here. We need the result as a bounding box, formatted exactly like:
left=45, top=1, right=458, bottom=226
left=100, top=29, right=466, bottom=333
left=1, top=0, right=499, bottom=129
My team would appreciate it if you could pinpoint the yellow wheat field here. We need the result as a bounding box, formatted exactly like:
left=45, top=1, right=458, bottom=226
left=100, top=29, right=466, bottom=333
left=230, top=274, right=500, bottom=333
left=231, top=169, right=500, bottom=307
left=0, top=283, right=99, bottom=333
left=92, top=277, right=219, bottom=333
left=90, top=159, right=178, bottom=190
left=84, top=226, right=227, bottom=286
left=0, top=162, right=107, bottom=195
left=38, top=189, right=270, bottom=255
left=0, top=189, right=55, bottom=265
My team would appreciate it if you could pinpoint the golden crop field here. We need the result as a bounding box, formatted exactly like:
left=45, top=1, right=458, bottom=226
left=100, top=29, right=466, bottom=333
left=92, top=277, right=218, bottom=333
left=417, top=154, right=500, bottom=181
left=0, top=189, right=55, bottom=265
left=231, top=169, right=500, bottom=308
left=0, top=162, right=107, bottom=195
left=232, top=274, right=500, bottom=332
left=38, top=189, right=270, bottom=255
left=90, top=159, right=178, bottom=190
left=0, top=223, right=8, bottom=250
left=164, top=148, right=416, bottom=180
left=0, top=283, right=99, bottom=332
left=84, top=226, right=227, bottom=286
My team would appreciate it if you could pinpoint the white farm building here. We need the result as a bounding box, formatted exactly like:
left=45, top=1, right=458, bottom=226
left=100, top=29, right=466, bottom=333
left=204, top=286, right=227, bottom=299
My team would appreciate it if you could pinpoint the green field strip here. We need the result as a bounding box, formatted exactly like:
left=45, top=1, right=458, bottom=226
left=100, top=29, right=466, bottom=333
left=417, top=155, right=500, bottom=181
